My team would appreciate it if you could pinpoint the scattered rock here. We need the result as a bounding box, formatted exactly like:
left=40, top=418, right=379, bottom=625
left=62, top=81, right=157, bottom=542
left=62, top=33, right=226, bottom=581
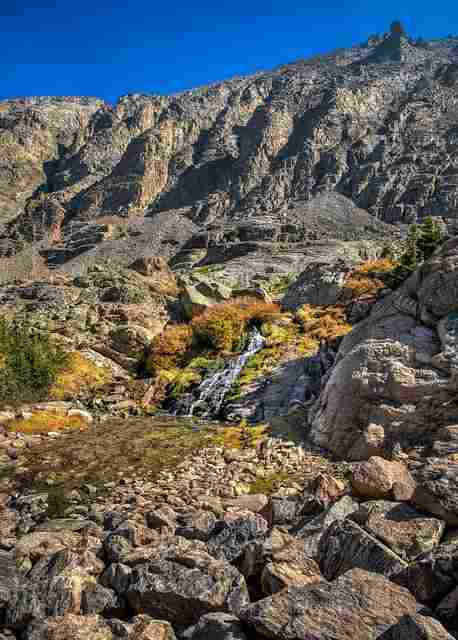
left=350, top=457, right=416, bottom=501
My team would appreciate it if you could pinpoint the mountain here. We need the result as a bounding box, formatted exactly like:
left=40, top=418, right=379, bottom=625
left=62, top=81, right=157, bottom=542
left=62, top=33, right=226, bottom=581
left=1, top=22, right=458, bottom=273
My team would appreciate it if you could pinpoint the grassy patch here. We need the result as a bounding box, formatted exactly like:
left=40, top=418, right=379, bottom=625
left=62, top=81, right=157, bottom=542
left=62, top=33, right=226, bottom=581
left=248, top=471, right=291, bottom=495
left=212, top=422, right=269, bottom=449
left=266, top=273, right=296, bottom=294
left=50, top=353, right=112, bottom=400
left=6, top=410, right=89, bottom=434
left=194, top=264, right=225, bottom=274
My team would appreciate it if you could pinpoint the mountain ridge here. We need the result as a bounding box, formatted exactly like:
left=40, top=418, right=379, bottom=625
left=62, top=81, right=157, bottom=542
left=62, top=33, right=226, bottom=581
left=2, top=22, right=458, bottom=271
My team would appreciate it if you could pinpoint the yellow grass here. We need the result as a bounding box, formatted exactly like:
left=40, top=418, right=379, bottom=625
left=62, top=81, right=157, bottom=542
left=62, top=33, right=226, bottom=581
left=50, top=353, right=112, bottom=400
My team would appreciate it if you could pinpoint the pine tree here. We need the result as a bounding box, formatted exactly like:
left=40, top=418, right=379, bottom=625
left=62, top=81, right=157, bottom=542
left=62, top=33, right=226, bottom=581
left=387, top=217, right=445, bottom=288
left=416, top=216, right=443, bottom=260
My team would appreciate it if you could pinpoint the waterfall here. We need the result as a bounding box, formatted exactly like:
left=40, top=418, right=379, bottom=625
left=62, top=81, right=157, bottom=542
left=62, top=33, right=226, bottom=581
left=182, top=327, right=265, bottom=418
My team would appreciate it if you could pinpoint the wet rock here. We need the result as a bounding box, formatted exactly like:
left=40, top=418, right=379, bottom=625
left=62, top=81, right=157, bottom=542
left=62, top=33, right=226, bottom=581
left=182, top=612, right=248, bottom=640
left=239, top=568, right=424, bottom=639
left=354, top=500, right=445, bottom=560
left=412, top=459, right=458, bottom=525
left=318, top=518, right=407, bottom=580
left=350, top=457, right=416, bottom=501
left=126, top=549, right=250, bottom=625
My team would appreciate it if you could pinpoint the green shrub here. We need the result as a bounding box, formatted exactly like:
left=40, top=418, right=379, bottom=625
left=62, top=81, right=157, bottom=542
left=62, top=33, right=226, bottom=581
left=0, top=317, right=70, bottom=402
left=387, top=217, right=445, bottom=288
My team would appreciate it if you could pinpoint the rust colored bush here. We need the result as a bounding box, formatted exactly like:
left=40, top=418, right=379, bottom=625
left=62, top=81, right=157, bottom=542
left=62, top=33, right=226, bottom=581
left=297, top=304, right=352, bottom=341
left=191, top=298, right=280, bottom=352
left=147, top=325, right=193, bottom=371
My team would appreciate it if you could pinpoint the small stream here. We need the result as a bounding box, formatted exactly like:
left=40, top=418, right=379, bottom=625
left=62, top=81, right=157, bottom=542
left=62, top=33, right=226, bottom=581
left=178, top=327, right=265, bottom=418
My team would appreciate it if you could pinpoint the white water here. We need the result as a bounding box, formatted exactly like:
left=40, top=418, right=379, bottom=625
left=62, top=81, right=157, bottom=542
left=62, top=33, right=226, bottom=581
left=185, top=327, right=265, bottom=417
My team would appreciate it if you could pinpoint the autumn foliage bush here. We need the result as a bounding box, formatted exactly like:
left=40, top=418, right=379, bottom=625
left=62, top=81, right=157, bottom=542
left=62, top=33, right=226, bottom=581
left=147, top=325, right=193, bottom=371
left=342, top=258, right=398, bottom=302
left=147, top=298, right=280, bottom=375
left=296, top=304, right=352, bottom=341
left=191, top=298, right=280, bottom=352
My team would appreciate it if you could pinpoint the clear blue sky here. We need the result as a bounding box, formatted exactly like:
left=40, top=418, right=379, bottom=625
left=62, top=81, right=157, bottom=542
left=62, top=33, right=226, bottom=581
left=2, top=1, right=456, bottom=104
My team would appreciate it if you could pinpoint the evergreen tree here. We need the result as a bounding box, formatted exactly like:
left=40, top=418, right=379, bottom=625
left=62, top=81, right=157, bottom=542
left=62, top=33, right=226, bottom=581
left=417, top=216, right=444, bottom=260
left=387, top=218, right=444, bottom=289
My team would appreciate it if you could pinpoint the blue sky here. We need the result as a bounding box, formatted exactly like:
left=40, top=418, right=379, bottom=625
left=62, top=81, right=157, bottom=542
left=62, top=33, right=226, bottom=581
left=2, top=1, right=456, bottom=103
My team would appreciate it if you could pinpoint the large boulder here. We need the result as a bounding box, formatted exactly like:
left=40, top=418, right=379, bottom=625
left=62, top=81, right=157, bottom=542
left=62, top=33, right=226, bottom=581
left=381, top=614, right=455, bottom=639
left=350, top=457, right=416, bottom=501
left=261, top=541, right=323, bottom=594
left=318, top=518, right=407, bottom=580
left=182, top=613, right=248, bottom=640
left=126, top=548, right=249, bottom=626
left=308, top=240, right=458, bottom=459
left=353, top=500, right=445, bottom=560
left=24, top=614, right=114, bottom=640
left=392, top=531, right=458, bottom=604
left=281, top=261, right=350, bottom=310
left=412, top=458, right=458, bottom=525
left=294, top=495, right=359, bottom=558
left=239, top=568, right=425, bottom=639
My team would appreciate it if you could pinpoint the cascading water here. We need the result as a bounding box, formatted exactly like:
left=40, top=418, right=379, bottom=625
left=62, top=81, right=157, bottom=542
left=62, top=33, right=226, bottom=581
left=181, top=327, right=265, bottom=418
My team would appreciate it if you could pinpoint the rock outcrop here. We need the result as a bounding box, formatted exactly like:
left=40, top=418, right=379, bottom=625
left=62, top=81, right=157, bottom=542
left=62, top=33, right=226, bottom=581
left=309, top=239, right=458, bottom=461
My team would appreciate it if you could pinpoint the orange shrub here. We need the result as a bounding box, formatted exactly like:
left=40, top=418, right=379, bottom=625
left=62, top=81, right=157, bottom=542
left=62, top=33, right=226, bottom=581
left=297, top=304, right=352, bottom=341
left=355, top=258, right=398, bottom=275
left=148, top=325, right=193, bottom=371
left=191, top=298, right=280, bottom=352
left=343, top=275, right=385, bottom=300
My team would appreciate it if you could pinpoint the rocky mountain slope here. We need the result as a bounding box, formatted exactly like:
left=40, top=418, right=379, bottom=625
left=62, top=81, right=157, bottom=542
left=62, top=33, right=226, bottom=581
left=2, top=22, right=458, bottom=274
left=4, top=20, right=458, bottom=640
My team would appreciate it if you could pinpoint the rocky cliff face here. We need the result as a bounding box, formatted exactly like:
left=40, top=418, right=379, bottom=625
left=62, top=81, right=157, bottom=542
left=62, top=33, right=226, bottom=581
left=309, top=238, right=458, bottom=461
left=2, top=25, right=458, bottom=265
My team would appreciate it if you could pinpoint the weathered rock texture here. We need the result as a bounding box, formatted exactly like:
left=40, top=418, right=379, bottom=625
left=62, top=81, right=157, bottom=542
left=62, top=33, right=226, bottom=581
left=3, top=28, right=458, bottom=271
left=309, top=239, right=458, bottom=461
